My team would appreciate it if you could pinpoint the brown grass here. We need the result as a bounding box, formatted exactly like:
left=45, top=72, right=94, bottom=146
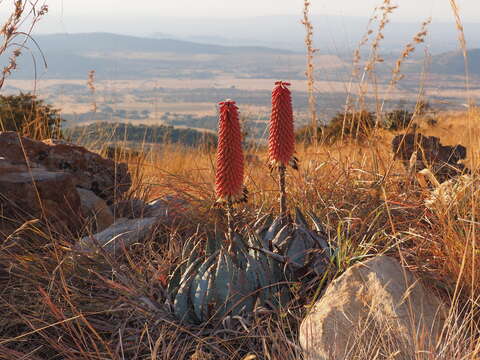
left=1, top=107, right=479, bottom=358
left=1, top=1, right=479, bottom=359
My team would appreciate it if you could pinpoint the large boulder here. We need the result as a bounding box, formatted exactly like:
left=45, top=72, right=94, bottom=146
left=0, top=163, right=82, bottom=235
left=0, top=132, right=131, bottom=204
left=300, top=256, right=446, bottom=360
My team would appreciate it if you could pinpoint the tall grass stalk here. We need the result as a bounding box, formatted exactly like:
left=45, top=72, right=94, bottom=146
left=302, top=0, right=318, bottom=145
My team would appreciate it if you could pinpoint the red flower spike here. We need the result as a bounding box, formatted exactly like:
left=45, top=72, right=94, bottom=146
left=215, top=100, right=245, bottom=202
left=268, top=81, right=295, bottom=167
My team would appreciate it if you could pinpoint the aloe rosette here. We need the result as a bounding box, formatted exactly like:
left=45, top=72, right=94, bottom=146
left=167, top=232, right=286, bottom=324
left=263, top=81, right=332, bottom=275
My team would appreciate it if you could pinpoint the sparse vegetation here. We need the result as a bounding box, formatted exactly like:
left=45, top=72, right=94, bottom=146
left=66, top=121, right=218, bottom=148
left=1, top=1, right=479, bottom=359
left=0, top=92, right=63, bottom=139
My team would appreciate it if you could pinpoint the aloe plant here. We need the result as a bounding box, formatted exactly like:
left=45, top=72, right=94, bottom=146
left=167, top=231, right=287, bottom=324
left=264, top=81, right=333, bottom=277
left=254, top=208, right=332, bottom=278
left=166, top=92, right=333, bottom=325
left=166, top=208, right=332, bottom=325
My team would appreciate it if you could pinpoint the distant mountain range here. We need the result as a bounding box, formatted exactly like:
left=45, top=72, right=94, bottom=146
left=34, top=33, right=295, bottom=55
left=429, top=49, right=480, bottom=75
left=8, top=32, right=298, bottom=80
left=34, top=14, right=480, bottom=55
left=4, top=32, right=480, bottom=80
left=146, top=15, right=480, bottom=55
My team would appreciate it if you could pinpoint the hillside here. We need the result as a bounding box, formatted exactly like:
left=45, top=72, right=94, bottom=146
left=65, top=122, right=217, bottom=148
left=35, top=14, right=480, bottom=54
left=429, top=48, right=480, bottom=76
left=9, top=33, right=302, bottom=80
left=34, top=33, right=296, bottom=56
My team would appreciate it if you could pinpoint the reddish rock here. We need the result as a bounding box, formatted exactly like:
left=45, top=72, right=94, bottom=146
left=392, top=133, right=468, bottom=182
left=77, top=188, right=114, bottom=232
left=0, top=132, right=131, bottom=204
left=0, top=167, right=82, bottom=235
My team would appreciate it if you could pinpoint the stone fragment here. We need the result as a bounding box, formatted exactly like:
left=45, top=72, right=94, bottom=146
left=77, top=188, right=114, bottom=232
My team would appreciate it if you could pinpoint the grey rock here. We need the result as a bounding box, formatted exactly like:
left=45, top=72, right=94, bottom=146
left=78, top=217, right=157, bottom=254
left=144, top=195, right=189, bottom=219
left=300, top=256, right=446, bottom=360
left=111, top=198, right=146, bottom=218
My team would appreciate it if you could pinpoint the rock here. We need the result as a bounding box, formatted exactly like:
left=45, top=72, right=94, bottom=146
left=144, top=195, right=189, bottom=219
left=392, top=133, right=468, bottom=182
left=77, top=188, right=114, bottom=232
left=300, top=256, right=446, bottom=360
left=111, top=198, right=146, bottom=218
left=0, top=166, right=82, bottom=235
left=0, top=132, right=131, bottom=204
left=78, top=217, right=158, bottom=254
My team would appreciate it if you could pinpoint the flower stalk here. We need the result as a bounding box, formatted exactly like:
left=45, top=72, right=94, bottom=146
left=269, top=81, right=295, bottom=221
left=215, top=99, right=244, bottom=248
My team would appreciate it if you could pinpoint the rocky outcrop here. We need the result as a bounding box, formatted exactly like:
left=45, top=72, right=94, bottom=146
left=0, top=161, right=82, bottom=235
left=392, top=133, right=468, bottom=182
left=0, top=132, right=131, bottom=204
left=300, top=256, right=446, bottom=360
left=0, top=132, right=131, bottom=235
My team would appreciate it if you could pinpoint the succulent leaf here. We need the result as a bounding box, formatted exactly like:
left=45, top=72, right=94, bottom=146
left=193, top=261, right=216, bottom=321
left=225, top=255, right=244, bottom=317
left=295, top=207, right=309, bottom=228
left=212, top=250, right=233, bottom=318
left=186, top=239, right=203, bottom=268
left=174, top=268, right=199, bottom=323
left=287, top=228, right=308, bottom=267
left=206, top=230, right=220, bottom=257
left=167, top=259, right=188, bottom=300
left=263, top=216, right=283, bottom=249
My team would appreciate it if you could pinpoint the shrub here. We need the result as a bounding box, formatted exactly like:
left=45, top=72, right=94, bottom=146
left=384, top=109, right=413, bottom=130
left=297, top=110, right=375, bottom=144
left=0, top=93, right=64, bottom=140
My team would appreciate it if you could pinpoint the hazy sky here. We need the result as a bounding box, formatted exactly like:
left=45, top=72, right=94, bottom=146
left=46, top=0, right=478, bottom=21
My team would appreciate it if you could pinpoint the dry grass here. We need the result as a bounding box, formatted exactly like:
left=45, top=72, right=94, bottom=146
left=1, top=108, right=479, bottom=358
left=1, top=1, right=480, bottom=359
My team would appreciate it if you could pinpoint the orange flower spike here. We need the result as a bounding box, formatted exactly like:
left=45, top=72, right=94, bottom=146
left=268, top=81, right=295, bottom=167
left=215, top=100, right=245, bottom=202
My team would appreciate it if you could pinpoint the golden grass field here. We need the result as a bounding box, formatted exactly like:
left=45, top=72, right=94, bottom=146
left=1, top=0, right=480, bottom=358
